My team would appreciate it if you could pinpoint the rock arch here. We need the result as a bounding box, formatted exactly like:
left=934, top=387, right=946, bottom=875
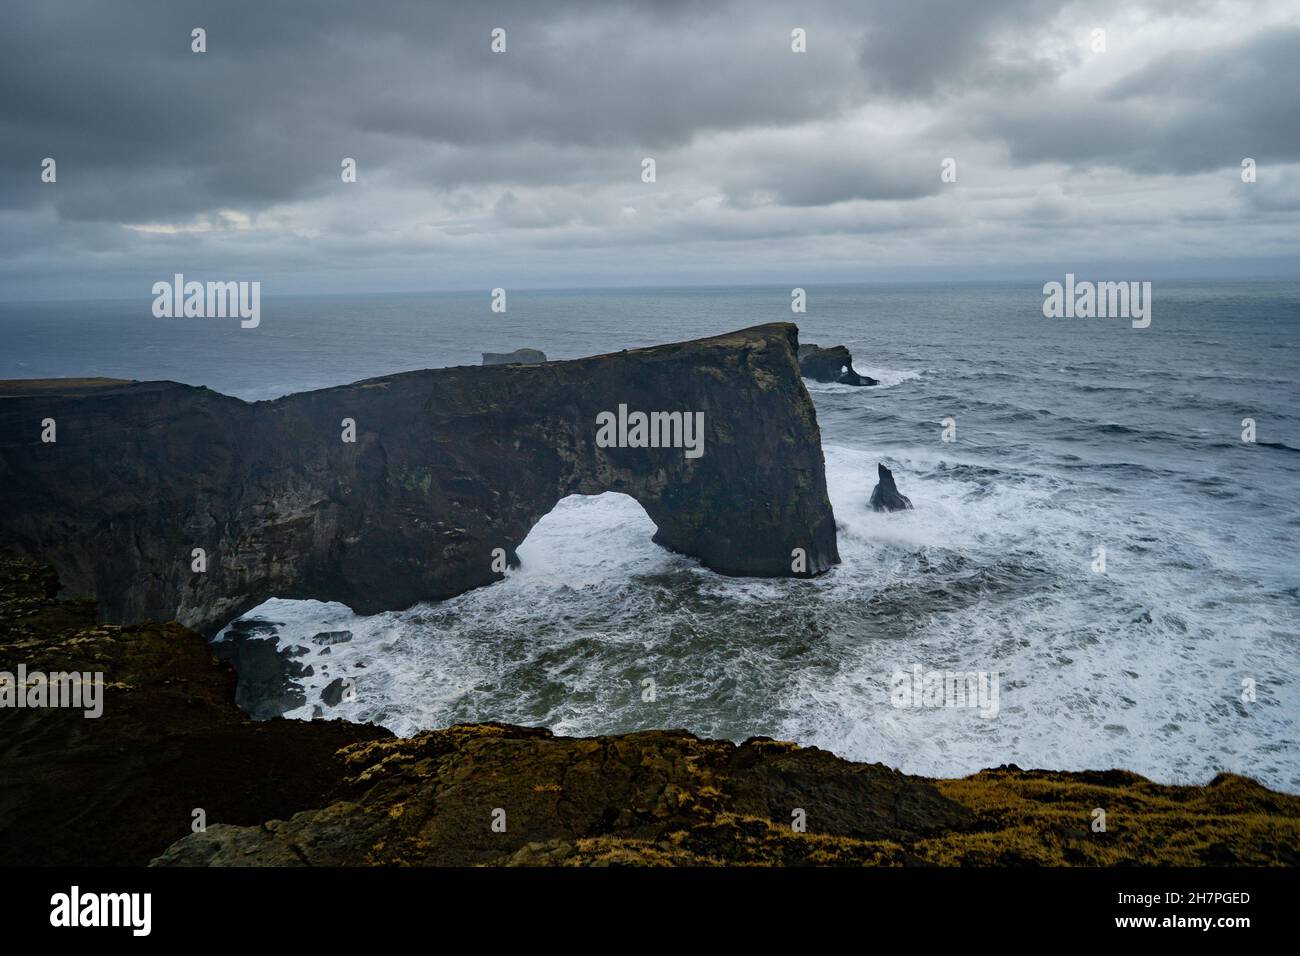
left=511, top=491, right=660, bottom=578
left=0, top=324, right=839, bottom=634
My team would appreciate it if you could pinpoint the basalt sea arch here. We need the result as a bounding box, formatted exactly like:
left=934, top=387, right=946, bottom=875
left=0, top=324, right=839, bottom=635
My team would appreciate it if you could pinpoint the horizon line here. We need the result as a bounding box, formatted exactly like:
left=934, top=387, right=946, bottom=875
left=3, top=272, right=1299, bottom=307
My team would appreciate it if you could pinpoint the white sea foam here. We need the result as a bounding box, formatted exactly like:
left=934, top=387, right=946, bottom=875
left=218, top=444, right=1300, bottom=793
left=803, top=367, right=923, bottom=392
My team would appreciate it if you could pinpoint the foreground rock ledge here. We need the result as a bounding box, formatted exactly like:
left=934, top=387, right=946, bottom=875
left=3, top=553, right=1296, bottom=868
left=0, top=323, right=839, bottom=635
left=150, top=724, right=1300, bottom=867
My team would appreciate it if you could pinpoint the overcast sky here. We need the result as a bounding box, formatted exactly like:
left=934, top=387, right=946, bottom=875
left=2, top=0, right=1299, bottom=300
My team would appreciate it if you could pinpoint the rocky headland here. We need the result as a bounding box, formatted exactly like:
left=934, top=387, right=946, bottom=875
left=0, top=324, right=838, bottom=635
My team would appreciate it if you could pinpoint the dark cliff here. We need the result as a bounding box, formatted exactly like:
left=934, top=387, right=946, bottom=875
left=0, top=552, right=390, bottom=866
left=0, top=323, right=838, bottom=635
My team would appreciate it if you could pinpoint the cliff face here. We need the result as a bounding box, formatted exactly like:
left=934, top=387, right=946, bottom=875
left=0, top=552, right=390, bottom=866
left=0, top=323, right=838, bottom=634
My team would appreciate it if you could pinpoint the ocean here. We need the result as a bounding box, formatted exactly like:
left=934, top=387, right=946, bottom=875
left=2, top=281, right=1297, bottom=792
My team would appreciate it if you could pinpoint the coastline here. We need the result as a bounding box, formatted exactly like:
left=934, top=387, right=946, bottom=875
left=4, top=551, right=1295, bottom=867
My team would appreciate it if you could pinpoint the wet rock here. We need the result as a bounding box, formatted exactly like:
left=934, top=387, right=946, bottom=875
left=311, top=630, right=352, bottom=646
left=320, top=677, right=350, bottom=707
left=869, top=463, right=913, bottom=512
left=798, top=343, right=878, bottom=386
left=224, top=617, right=284, bottom=637
left=211, top=634, right=310, bottom=720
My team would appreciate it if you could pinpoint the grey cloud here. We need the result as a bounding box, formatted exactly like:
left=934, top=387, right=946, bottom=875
left=493, top=190, right=579, bottom=229
left=0, top=0, right=866, bottom=222
left=1245, top=167, right=1300, bottom=212
left=723, top=151, right=940, bottom=207
left=857, top=0, right=1069, bottom=98
left=978, top=26, right=1300, bottom=174
left=0, top=0, right=1297, bottom=296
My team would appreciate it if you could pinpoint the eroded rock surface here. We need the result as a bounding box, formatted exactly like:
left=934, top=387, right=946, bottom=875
left=0, top=553, right=390, bottom=866
left=0, top=324, right=838, bottom=634
left=154, top=723, right=1300, bottom=868
left=211, top=622, right=309, bottom=720
left=869, top=463, right=914, bottom=512
left=152, top=724, right=971, bottom=866
left=798, top=343, right=878, bottom=386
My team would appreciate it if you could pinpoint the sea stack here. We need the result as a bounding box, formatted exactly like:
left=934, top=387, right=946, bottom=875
left=796, top=343, right=878, bottom=386
left=869, top=463, right=913, bottom=512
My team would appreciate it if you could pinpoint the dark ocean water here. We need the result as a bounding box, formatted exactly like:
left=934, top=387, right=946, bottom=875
left=2, top=282, right=1297, bottom=790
